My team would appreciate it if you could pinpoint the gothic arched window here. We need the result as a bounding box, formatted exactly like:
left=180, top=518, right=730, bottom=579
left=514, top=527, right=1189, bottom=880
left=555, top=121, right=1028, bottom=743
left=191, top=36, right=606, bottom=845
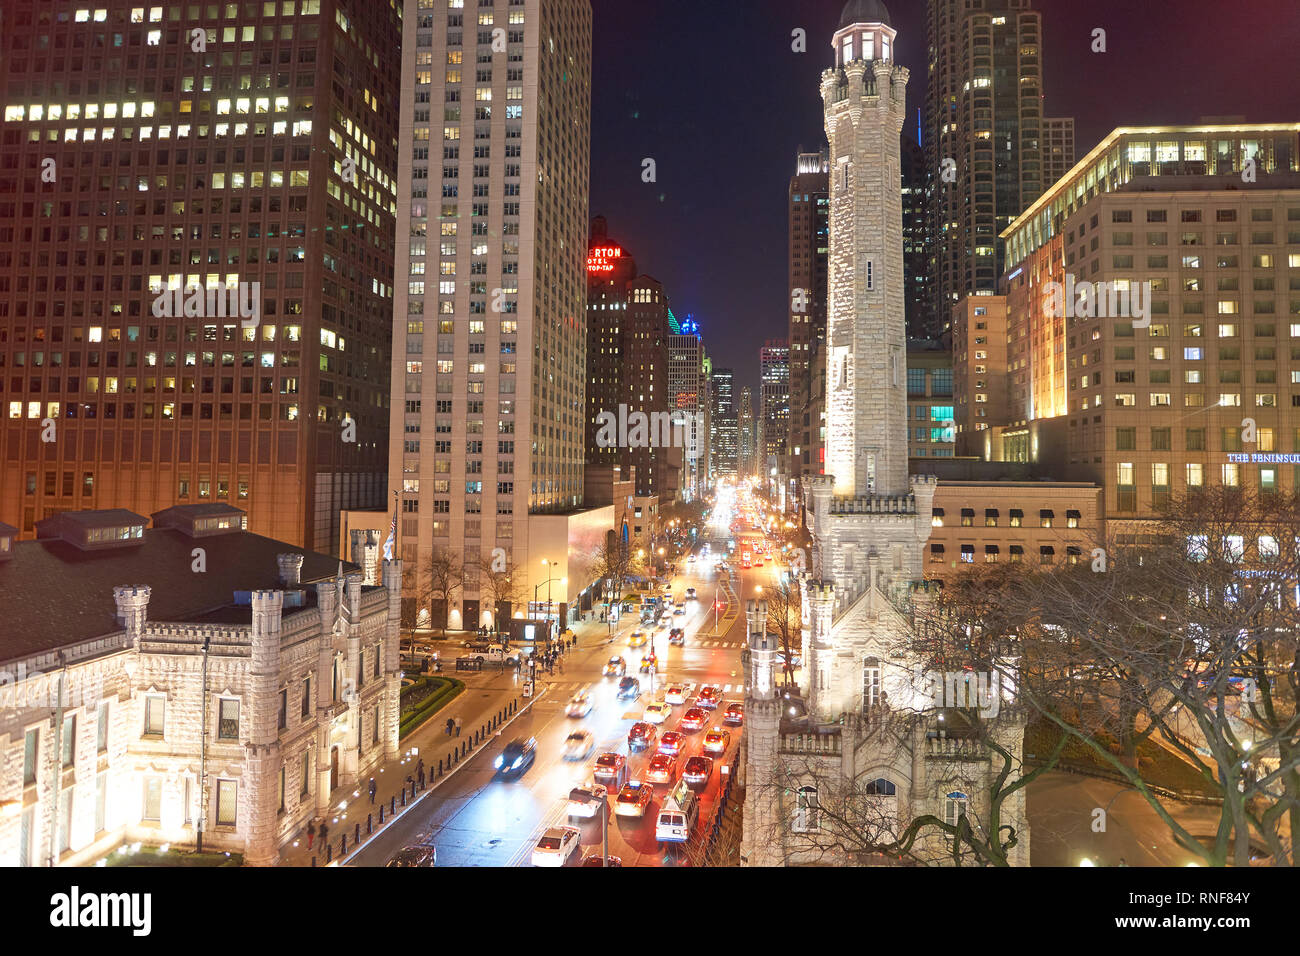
left=864, top=777, right=896, bottom=796
left=945, top=791, right=970, bottom=827
left=793, top=785, right=820, bottom=833
left=862, top=658, right=881, bottom=709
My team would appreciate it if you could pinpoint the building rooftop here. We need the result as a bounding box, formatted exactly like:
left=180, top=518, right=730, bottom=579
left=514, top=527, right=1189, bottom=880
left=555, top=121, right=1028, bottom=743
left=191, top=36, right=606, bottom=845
left=840, top=0, right=891, bottom=28
left=0, top=528, right=359, bottom=663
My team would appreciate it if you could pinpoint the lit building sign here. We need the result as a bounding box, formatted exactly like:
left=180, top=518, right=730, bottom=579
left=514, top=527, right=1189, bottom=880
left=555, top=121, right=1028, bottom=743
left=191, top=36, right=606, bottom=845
left=1227, top=453, right=1300, bottom=464
left=587, top=245, right=624, bottom=273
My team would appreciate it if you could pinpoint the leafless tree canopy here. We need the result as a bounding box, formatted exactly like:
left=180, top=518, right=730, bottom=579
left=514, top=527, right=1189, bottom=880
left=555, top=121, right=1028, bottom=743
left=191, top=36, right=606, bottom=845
left=419, top=546, right=463, bottom=636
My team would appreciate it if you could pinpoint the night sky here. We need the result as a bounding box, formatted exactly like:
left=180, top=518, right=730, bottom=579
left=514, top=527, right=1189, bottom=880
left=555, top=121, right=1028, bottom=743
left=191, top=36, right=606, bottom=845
left=589, top=0, right=1300, bottom=391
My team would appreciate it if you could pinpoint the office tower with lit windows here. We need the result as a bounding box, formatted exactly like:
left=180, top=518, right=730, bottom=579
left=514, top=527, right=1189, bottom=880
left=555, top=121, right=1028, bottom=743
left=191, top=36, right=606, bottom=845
left=0, top=0, right=401, bottom=551
left=388, top=0, right=592, bottom=628
left=925, top=0, right=1073, bottom=336
left=759, top=339, right=790, bottom=477
left=738, top=385, right=755, bottom=478
left=585, top=217, right=681, bottom=501
left=901, top=131, right=933, bottom=339
left=711, top=366, right=737, bottom=478
left=788, top=150, right=829, bottom=501
left=668, top=313, right=705, bottom=500
left=984, top=123, right=1300, bottom=537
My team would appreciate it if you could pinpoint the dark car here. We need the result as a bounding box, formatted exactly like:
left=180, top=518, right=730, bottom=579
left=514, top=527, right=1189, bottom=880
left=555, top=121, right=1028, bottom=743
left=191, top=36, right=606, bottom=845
left=386, top=844, right=437, bottom=867
left=617, top=676, right=642, bottom=699
left=628, top=721, right=658, bottom=752
left=581, top=853, right=624, bottom=867
left=668, top=628, right=685, bottom=646
left=682, top=755, right=714, bottom=787
left=494, top=737, right=537, bottom=778
left=696, top=686, right=721, bottom=710
left=723, top=701, right=744, bottom=726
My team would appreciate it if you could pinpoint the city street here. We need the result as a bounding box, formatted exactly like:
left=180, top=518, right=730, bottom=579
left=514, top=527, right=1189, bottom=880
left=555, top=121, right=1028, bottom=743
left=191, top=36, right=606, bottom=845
left=351, top=543, right=762, bottom=867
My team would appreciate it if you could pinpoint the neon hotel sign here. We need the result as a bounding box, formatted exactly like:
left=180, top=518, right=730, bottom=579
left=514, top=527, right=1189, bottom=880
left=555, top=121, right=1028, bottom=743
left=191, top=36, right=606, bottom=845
left=587, top=245, right=623, bottom=273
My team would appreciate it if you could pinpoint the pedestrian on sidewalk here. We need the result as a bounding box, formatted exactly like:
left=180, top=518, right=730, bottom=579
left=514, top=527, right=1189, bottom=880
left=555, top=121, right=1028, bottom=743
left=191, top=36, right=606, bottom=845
left=306, top=820, right=316, bottom=849
left=318, top=822, right=329, bottom=849
left=417, top=760, right=426, bottom=790
left=445, top=716, right=454, bottom=736
left=368, top=776, right=377, bottom=805
left=454, top=716, right=462, bottom=737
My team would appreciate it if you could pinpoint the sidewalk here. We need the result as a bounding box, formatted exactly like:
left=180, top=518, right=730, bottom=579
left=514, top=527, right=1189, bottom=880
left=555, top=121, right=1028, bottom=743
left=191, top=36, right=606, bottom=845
left=278, top=663, right=538, bottom=866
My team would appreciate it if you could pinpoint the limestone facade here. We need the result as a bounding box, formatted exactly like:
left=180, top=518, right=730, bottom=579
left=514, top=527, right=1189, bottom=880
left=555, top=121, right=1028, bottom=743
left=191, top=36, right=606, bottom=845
left=0, top=557, right=402, bottom=867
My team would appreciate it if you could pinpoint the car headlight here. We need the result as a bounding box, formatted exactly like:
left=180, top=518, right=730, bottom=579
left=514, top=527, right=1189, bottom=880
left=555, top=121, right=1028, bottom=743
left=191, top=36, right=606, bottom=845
left=512, top=757, right=522, bottom=769
left=494, top=756, right=504, bottom=769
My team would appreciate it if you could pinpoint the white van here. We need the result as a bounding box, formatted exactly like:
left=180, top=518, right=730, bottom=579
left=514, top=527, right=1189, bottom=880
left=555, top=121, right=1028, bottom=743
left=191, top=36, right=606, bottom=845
left=654, top=780, right=699, bottom=845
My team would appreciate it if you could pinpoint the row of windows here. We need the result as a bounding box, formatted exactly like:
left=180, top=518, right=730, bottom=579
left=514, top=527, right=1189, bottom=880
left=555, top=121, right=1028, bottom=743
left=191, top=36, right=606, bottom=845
left=933, top=508, right=1080, bottom=529
left=935, top=543, right=1082, bottom=565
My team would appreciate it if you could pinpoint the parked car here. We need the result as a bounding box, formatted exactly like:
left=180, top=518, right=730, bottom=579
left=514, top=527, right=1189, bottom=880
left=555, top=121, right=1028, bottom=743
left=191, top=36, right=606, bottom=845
left=531, top=826, right=582, bottom=867
left=685, top=587, right=697, bottom=599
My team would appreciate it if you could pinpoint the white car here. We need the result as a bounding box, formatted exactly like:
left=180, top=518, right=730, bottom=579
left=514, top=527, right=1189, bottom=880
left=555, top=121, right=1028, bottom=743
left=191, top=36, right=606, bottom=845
left=664, top=686, right=687, bottom=706
left=565, top=692, right=593, bottom=718
left=673, top=603, right=687, bottom=615
left=643, top=701, right=673, bottom=724
left=532, top=826, right=582, bottom=867
left=563, top=730, right=594, bottom=761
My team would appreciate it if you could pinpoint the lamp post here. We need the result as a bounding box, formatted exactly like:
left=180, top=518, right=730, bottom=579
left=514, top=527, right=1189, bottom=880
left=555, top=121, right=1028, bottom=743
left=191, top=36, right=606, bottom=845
left=534, top=559, right=567, bottom=650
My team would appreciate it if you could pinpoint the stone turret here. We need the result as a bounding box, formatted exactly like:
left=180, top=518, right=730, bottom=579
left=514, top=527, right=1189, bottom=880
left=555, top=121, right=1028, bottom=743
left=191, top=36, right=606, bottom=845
left=741, top=598, right=783, bottom=867
left=277, top=553, right=303, bottom=586
left=113, top=585, right=151, bottom=648
left=382, top=559, right=403, bottom=758
left=804, top=580, right=837, bottom=720
left=244, top=589, right=283, bottom=866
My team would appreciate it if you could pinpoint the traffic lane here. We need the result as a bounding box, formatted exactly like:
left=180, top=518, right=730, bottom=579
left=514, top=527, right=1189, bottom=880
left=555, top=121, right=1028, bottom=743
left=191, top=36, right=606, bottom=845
left=350, top=707, right=556, bottom=867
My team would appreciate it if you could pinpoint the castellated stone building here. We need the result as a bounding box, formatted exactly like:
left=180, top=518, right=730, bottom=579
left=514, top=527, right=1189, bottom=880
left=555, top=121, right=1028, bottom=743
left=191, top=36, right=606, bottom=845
left=0, top=505, right=401, bottom=867
left=740, top=0, right=1029, bottom=867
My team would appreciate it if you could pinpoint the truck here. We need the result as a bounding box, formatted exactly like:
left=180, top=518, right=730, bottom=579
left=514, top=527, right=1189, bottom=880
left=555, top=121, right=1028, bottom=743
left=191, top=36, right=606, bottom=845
left=458, top=642, right=526, bottom=666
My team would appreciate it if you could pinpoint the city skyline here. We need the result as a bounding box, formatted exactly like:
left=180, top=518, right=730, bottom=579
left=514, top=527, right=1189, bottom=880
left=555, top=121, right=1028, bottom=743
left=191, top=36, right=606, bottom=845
left=590, top=0, right=1300, bottom=390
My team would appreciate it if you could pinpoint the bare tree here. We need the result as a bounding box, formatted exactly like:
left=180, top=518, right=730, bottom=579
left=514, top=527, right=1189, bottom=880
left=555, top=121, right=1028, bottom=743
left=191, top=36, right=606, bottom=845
left=985, top=488, right=1300, bottom=867
left=592, top=538, right=641, bottom=609
left=478, top=557, right=526, bottom=631
left=763, top=576, right=802, bottom=687
left=419, top=546, right=463, bottom=638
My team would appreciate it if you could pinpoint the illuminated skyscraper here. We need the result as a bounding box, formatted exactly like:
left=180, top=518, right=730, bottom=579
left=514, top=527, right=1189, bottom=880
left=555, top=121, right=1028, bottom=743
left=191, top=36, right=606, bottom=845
left=0, top=0, right=402, bottom=551
left=388, top=0, right=593, bottom=627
